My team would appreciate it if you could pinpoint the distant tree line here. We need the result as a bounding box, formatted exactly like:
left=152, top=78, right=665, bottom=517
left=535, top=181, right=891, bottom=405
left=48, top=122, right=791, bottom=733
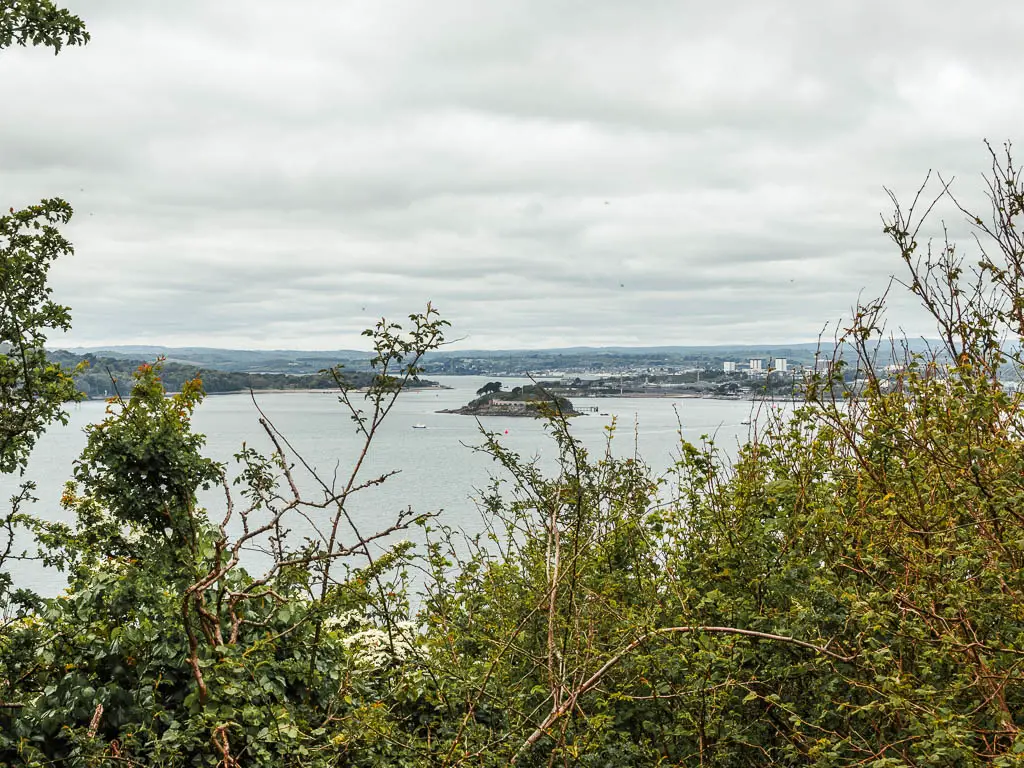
left=46, top=351, right=437, bottom=398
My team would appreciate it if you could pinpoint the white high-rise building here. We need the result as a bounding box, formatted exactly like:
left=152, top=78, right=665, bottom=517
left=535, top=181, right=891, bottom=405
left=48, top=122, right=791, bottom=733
left=749, top=358, right=763, bottom=372
left=773, top=358, right=788, bottom=372
left=723, top=361, right=737, bottom=373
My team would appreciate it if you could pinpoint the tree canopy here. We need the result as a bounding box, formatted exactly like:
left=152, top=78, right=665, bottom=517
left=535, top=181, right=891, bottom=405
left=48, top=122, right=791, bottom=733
left=475, top=381, right=503, bottom=397
left=0, top=200, right=82, bottom=475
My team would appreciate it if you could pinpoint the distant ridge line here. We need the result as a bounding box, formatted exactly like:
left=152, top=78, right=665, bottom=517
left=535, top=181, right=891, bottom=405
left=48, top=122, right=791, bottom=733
left=55, top=340, right=946, bottom=358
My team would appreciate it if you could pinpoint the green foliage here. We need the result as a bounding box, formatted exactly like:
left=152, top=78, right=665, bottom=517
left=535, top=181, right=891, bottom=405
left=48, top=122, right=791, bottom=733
left=1, top=0, right=89, bottom=642
left=0, top=199, right=83, bottom=475
left=356, top=149, right=1024, bottom=765
left=0, top=28, right=89, bottom=720
left=1, top=309, right=449, bottom=766
left=73, top=362, right=221, bottom=551
left=0, top=0, right=89, bottom=53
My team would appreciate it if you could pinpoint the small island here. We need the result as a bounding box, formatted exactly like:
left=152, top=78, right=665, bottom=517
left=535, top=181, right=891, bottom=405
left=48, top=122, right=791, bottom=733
left=440, top=381, right=580, bottom=418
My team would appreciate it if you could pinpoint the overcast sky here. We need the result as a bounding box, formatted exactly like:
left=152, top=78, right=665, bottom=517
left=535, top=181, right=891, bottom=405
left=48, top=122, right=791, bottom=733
left=4, top=1, right=1022, bottom=350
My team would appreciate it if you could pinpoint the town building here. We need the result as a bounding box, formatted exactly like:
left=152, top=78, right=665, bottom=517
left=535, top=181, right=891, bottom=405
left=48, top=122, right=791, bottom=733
left=489, top=400, right=528, bottom=412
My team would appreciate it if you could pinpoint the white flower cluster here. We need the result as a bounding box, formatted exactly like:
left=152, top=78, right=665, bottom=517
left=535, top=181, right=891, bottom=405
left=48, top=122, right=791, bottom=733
left=322, top=610, right=366, bottom=632
left=121, top=524, right=144, bottom=544
left=340, top=621, right=417, bottom=668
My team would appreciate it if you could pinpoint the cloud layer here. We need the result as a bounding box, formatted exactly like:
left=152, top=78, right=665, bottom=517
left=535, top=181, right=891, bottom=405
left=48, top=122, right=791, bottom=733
left=4, top=0, right=1022, bottom=349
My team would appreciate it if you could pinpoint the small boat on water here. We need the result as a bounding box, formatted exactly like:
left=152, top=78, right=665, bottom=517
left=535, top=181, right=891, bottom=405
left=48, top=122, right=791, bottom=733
left=412, top=424, right=427, bottom=429
left=740, top=420, right=751, bottom=425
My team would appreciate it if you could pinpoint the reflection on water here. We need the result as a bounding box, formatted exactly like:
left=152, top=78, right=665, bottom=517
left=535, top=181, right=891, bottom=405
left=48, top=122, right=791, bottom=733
left=3, top=375, right=788, bottom=595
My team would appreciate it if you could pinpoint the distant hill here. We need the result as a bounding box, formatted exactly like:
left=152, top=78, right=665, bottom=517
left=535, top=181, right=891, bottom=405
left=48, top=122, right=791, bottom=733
left=54, top=339, right=949, bottom=378
left=61, top=346, right=371, bottom=374
left=422, top=339, right=945, bottom=358
left=47, top=350, right=439, bottom=399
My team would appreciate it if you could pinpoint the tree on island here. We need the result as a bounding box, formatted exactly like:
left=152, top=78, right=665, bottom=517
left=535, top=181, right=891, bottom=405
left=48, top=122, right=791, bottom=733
left=475, top=380, right=502, bottom=396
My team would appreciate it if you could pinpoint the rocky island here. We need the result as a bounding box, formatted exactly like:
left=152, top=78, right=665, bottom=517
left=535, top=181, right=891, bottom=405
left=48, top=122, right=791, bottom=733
left=439, top=381, right=580, bottom=417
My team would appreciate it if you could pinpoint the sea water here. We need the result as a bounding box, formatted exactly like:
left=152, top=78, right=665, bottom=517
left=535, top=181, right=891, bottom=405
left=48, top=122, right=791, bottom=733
left=2, top=376, right=783, bottom=595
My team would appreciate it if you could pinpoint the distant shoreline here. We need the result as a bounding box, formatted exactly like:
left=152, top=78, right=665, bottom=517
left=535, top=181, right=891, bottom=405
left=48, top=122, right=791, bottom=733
left=560, top=392, right=800, bottom=402
left=85, top=384, right=452, bottom=400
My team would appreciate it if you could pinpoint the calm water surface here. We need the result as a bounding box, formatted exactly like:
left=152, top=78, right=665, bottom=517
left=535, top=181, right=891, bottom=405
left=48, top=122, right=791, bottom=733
left=4, top=376, right=783, bottom=594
